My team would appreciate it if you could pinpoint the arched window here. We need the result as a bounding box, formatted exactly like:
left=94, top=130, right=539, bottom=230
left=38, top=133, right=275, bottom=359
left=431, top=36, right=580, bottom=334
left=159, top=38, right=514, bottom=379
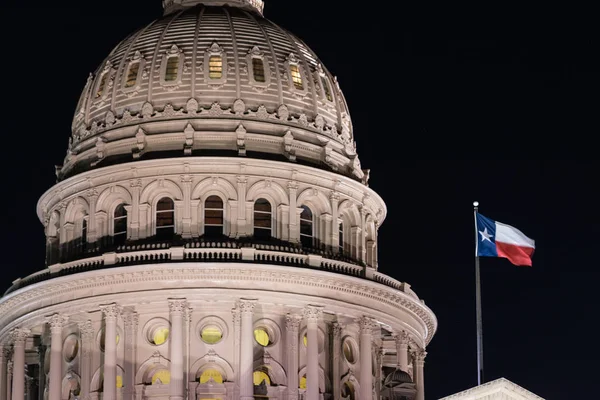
left=95, top=73, right=107, bottom=98
left=252, top=58, right=266, bottom=83
left=125, top=61, right=140, bottom=88
left=300, top=206, right=313, bottom=248
left=113, top=204, right=127, bottom=245
left=165, top=56, right=179, bottom=82
left=289, top=64, right=303, bottom=90
left=338, top=222, right=344, bottom=254
left=253, top=199, right=272, bottom=239
left=199, top=368, right=223, bottom=384
left=156, top=198, right=175, bottom=238
left=209, top=55, right=223, bottom=79
left=204, top=196, right=224, bottom=236
left=321, top=75, right=333, bottom=102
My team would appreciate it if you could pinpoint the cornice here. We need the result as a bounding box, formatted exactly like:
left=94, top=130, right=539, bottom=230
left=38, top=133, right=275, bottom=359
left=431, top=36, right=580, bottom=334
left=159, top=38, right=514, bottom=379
left=0, top=263, right=436, bottom=346
left=438, top=378, right=545, bottom=400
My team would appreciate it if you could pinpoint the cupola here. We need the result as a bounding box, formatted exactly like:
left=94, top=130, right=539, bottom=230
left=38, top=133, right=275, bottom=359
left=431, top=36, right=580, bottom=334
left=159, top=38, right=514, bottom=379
left=162, top=0, right=264, bottom=15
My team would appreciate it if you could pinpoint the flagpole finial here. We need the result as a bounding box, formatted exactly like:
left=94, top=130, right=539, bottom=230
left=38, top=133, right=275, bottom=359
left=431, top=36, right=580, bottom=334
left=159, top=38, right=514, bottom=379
left=473, top=201, right=479, bottom=208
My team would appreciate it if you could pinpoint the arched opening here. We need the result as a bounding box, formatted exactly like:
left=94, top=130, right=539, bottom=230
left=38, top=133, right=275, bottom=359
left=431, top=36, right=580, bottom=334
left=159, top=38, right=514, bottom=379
left=156, top=197, right=175, bottom=239
left=113, top=204, right=127, bottom=245
left=199, top=368, right=223, bottom=384
left=253, top=199, right=272, bottom=239
left=341, top=381, right=356, bottom=400
left=338, top=221, right=344, bottom=254
left=300, top=205, right=313, bottom=248
left=204, top=196, right=224, bottom=237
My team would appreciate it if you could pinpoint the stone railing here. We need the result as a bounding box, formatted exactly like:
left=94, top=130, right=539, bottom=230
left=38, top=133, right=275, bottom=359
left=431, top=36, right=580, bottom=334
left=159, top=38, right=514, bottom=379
left=5, top=243, right=409, bottom=298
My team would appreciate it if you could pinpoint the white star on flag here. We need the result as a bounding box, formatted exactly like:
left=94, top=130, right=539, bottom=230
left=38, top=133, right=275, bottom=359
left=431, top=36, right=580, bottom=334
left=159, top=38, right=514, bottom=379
left=479, top=227, right=494, bottom=243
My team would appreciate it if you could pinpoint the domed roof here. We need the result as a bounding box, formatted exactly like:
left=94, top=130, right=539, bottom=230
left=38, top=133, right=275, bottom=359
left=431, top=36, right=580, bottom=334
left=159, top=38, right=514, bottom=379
left=64, top=1, right=363, bottom=182
left=383, top=368, right=413, bottom=387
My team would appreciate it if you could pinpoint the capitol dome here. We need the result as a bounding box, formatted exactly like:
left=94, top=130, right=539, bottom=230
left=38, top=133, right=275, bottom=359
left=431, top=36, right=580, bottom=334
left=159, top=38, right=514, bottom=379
left=65, top=0, right=360, bottom=182
left=1, top=2, right=435, bottom=400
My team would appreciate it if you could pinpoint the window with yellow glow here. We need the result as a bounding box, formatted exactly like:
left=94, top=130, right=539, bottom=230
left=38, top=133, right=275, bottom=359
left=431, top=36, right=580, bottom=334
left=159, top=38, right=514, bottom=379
left=96, top=73, right=107, bottom=98
left=165, top=56, right=179, bottom=82
left=321, top=76, right=333, bottom=102
left=253, top=371, right=270, bottom=386
left=209, top=56, right=223, bottom=79
left=116, top=376, right=123, bottom=388
left=303, top=334, right=307, bottom=347
left=252, top=58, right=266, bottom=83
left=290, top=64, right=303, bottom=90
left=299, top=375, right=306, bottom=389
left=152, top=328, right=169, bottom=345
left=125, top=62, right=140, bottom=88
left=253, top=328, right=271, bottom=347
left=199, top=369, right=223, bottom=384
left=151, top=370, right=170, bottom=385
left=201, top=325, right=223, bottom=344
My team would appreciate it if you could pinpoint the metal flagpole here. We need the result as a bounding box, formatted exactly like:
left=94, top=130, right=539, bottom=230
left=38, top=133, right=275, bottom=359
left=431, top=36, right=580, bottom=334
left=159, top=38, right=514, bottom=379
left=473, top=201, right=484, bottom=386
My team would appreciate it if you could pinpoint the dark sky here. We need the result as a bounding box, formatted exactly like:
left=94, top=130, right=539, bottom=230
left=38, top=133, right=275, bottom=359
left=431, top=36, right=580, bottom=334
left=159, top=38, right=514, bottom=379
left=0, top=0, right=597, bottom=398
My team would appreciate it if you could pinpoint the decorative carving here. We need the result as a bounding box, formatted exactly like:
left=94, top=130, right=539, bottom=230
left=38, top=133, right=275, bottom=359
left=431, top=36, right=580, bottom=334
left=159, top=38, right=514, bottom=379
left=356, top=316, right=377, bottom=334
left=414, top=349, right=427, bottom=363
left=10, top=328, right=30, bottom=345
left=133, top=127, right=146, bottom=159
left=105, top=110, right=116, bottom=126
left=238, top=299, right=257, bottom=313
left=314, top=114, right=325, bottom=130
left=184, top=123, right=195, bottom=155
left=298, top=113, right=308, bottom=126
left=168, top=298, right=188, bottom=314
left=277, top=104, right=289, bottom=121
left=186, top=98, right=199, bottom=114
left=141, top=102, right=154, bottom=118
left=46, top=314, right=69, bottom=332
left=394, top=330, right=410, bottom=346
left=233, top=98, right=246, bottom=115
left=283, top=130, right=296, bottom=161
left=236, top=124, right=246, bottom=156
left=163, top=103, right=176, bottom=117
left=208, top=102, right=223, bottom=116
left=285, top=314, right=301, bottom=330
left=100, top=303, right=122, bottom=321
left=303, top=305, right=323, bottom=321
left=332, top=322, right=343, bottom=337
left=256, top=105, right=269, bottom=119
left=78, top=320, right=95, bottom=338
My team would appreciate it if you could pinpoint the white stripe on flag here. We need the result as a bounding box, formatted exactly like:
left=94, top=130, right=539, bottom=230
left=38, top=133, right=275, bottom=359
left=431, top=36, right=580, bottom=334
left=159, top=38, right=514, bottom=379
left=495, top=221, right=535, bottom=248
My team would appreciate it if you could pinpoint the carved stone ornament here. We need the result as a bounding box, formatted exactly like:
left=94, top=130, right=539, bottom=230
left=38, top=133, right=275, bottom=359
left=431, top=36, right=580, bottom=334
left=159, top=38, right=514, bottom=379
left=394, top=330, right=410, bottom=346
left=100, top=303, right=122, bottom=321
left=277, top=104, right=289, bottom=121
left=285, top=314, right=302, bottom=330
left=141, top=102, right=154, bottom=118
left=303, top=305, right=323, bottom=321
left=238, top=299, right=257, bottom=313
left=10, top=328, right=31, bottom=345
left=415, top=349, right=427, bottom=363
left=78, top=320, right=95, bottom=338
left=186, top=98, right=199, bottom=114
left=286, top=53, right=299, bottom=65
left=46, top=314, right=69, bottom=332
left=332, top=322, right=343, bottom=337
left=168, top=298, right=188, bottom=314
left=356, top=316, right=377, bottom=334
left=123, top=313, right=139, bottom=328
left=233, top=98, right=246, bottom=115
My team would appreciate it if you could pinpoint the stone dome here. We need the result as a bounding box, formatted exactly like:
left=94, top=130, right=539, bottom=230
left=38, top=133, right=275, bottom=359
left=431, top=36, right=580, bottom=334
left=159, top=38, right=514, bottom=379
left=384, top=368, right=413, bottom=387
left=64, top=0, right=362, bottom=182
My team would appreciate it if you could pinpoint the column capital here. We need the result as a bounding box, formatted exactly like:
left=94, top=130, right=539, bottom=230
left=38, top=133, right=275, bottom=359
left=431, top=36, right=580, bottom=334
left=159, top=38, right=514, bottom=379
left=332, top=322, right=343, bottom=337
left=46, top=313, right=69, bottom=333
left=168, top=298, right=188, bottom=315
left=123, top=312, right=139, bottom=328
left=238, top=299, right=258, bottom=314
left=231, top=306, right=241, bottom=325
left=412, top=349, right=427, bottom=364
left=356, top=316, right=377, bottom=334
left=10, top=329, right=31, bottom=345
left=303, top=305, right=323, bottom=322
left=78, top=320, right=95, bottom=338
left=393, top=330, right=410, bottom=346
left=100, top=303, right=122, bottom=321
left=285, top=314, right=302, bottom=330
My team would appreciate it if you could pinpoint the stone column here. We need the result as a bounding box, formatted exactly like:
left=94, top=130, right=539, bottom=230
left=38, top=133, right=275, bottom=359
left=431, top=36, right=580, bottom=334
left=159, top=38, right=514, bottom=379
left=303, top=305, right=323, bottom=400
left=11, top=329, right=31, bottom=400
left=0, top=345, right=8, bottom=400
left=331, top=323, right=342, bottom=400
left=237, top=176, right=248, bottom=236
left=180, top=176, right=193, bottom=238
left=329, top=192, right=340, bottom=251
left=78, top=321, right=94, bottom=400
left=413, top=350, right=426, bottom=400
left=375, top=346, right=384, bottom=400
left=285, top=314, right=301, bottom=400
left=168, top=300, right=187, bottom=400
left=394, top=331, right=409, bottom=372
left=100, top=304, right=121, bottom=400
left=239, top=299, right=256, bottom=400
left=358, top=317, right=375, bottom=400
left=184, top=308, right=192, bottom=399
left=288, top=182, right=299, bottom=242
left=359, top=207, right=367, bottom=262
left=86, top=189, right=99, bottom=243
left=129, top=179, right=142, bottom=240
left=6, top=360, right=12, bottom=400
left=36, top=344, right=46, bottom=400
left=231, top=307, right=241, bottom=398
left=123, top=314, right=138, bottom=400
left=47, top=314, right=67, bottom=400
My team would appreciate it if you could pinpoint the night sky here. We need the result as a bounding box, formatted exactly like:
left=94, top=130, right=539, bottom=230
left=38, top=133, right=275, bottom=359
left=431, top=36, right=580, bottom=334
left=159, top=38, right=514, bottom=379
left=1, top=0, right=597, bottom=398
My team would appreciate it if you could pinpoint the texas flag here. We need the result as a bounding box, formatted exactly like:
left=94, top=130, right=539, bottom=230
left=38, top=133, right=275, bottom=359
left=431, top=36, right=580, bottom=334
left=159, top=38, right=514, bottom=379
left=476, top=213, right=535, bottom=266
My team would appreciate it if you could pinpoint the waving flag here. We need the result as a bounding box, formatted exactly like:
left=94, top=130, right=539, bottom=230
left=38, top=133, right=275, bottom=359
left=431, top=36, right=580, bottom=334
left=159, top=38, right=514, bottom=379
left=475, top=213, right=535, bottom=266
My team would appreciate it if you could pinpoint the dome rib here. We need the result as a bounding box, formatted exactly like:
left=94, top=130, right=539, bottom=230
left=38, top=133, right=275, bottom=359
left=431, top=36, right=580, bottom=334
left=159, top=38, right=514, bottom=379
left=191, top=6, right=205, bottom=98
left=147, top=10, right=183, bottom=102
left=223, top=7, right=241, bottom=99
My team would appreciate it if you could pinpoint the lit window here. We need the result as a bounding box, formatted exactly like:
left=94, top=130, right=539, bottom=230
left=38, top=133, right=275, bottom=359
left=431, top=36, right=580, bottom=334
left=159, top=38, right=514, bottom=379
left=113, top=204, right=127, bottom=245
left=209, top=55, right=223, bottom=79
left=290, top=64, right=303, bottom=90
left=165, top=56, right=179, bottom=82
left=150, top=327, right=169, bottom=345
left=343, top=340, right=356, bottom=363
left=300, top=206, right=313, bottom=248
left=96, top=73, right=107, bottom=98
left=151, top=370, right=170, bottom=385
left=253, top=370, right=271, bottom=386
left=200, top=325, right=223, bottom=344
left=299, top=375, right=306, bottom=389
left=321, top=76, right=333, bottom=102
left=199, top=369, right=223, bottom=384
left=253, top=199, right=272, bottom=239
left=204, top=196, right=224, bottom=236
left=125, top=62, right=140, bottom=88
left=252, top=58, right=266, bottom=83
left=254, top=327, right=271, bottom=347
left=156, top=198, right=175, bottom=238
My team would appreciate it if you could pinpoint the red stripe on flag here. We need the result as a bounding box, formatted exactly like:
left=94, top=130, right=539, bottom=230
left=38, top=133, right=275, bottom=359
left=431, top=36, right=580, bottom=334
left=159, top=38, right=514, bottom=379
left=496, top=242, right=535, bottom=266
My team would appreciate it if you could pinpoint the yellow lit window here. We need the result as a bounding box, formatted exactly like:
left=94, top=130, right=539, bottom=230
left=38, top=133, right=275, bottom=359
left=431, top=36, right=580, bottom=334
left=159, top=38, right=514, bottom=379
left=253, top=371, right=271, bottom=386
left=303, top=334, right=307, bottom=347
left=321, top=76, right=333, bottom=102
left=253, top=328, right=270, bottom=347
left=290, top=64, right=303, bottom=90
left=209, top=55, right=223, bottom=79
left=252, top=58, right=266, bottom=83
left=151, top=370, right=170, bottom=385
left=299, top=375, right=306, bottom=389
left=199, top=368, right=223, bottom=384
left=116, top=375, right=123, bottom=388
left=165, top=56, right=179, bottom=81
left=201, top=325, right=223, bottom=344
left=125, top=62, right=139, bottom=88
left=96, top=73, right=107, bottom=98
left=152, top=328, right=169, bottom=345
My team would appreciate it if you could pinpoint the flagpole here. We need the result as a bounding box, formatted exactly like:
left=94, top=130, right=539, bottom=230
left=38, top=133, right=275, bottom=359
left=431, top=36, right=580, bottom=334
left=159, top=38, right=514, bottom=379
left=473, top=201, right=484, bottom=386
